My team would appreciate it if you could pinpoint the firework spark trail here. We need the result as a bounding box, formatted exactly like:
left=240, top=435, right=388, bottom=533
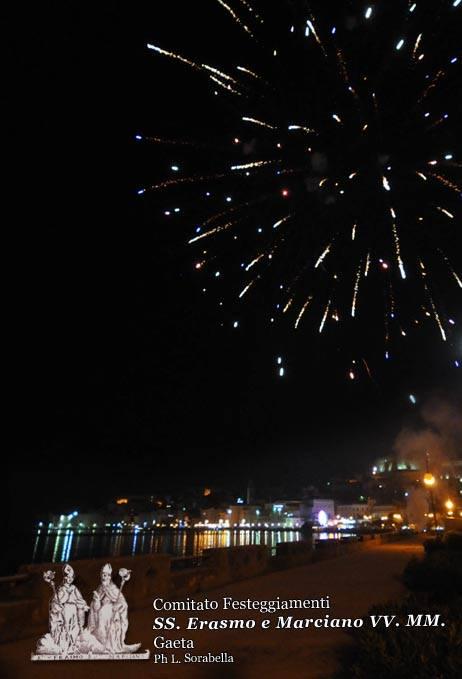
left=188, top=220, right=237, bottom=244
left=428, top=173, right=461, bottom=195
left=202, top=63, right=241, bottom=84
left=336, top=48, right=357, bottom=96
left=242, top=116, right=276, bottom=129
left=236, top=65, right=265, bottom=81
left=144, top=136, right=203, bottom=147
left=202, top=198, right=264, bottom=228
left=418, top=69, right=445, bottom=102
left=351, top=261, right=362, bottom=318
left=389, top=281, right=396, bottom=319
left=245, top=253, right=265, bottom=271
left=215, top=0, right=255, bottom=38
left=392, top=221, right=407, bottom=280
left=294, top=297, right=313, bottom=329
left=387, top=207, right=406, bottom=279
left=371, top=91, right=378, bottom=114
left=239, top=277, right=258, bottom=298
left=420, top=260, right=447, bottom=341
left=428, top=292, right=447, bottom=341
left=319, top=299, right=331, bottom=333
left=428, top=114, right=449, bottom=130
left=450, top=270, right=462, bottom=289
left=245, top=235, right=286, bottom=276
left=384, top=308, right=390, bottom=357
left=238, top=0, right=264, bottom=24
left=147, top=43, right=243, bottom=94
left=437, top=206, right=454, bottom=219
left=278, top=166, right=311, bottom=177
left=147, top=43, right=204, bottom=71
left=283, top=297, right=294, bottom=313
left=315, top=242, right=332, bottom=268
left=164, top=174, right=229, bottom=192
left=230, top=159, right=276, bottom=171
left=364, top=252, right=371, bottom=277
left=362, top=358, right=373, bottom=381
left=306, top=17, right=327, bottom=57
left=412, top=33, right=423, bottom=59
left=441, top=253, right=462, bottom=288
left=209, top=74, right=243, bottom=95
left=148, top=173, right=227, bottom=191
left=451, top=270, right=462, bottom=288
left=272, top=215, right=292, bottom=230
left=288, top=124, right=316, bottom=134
left=352, top=223, right=357, bottom=241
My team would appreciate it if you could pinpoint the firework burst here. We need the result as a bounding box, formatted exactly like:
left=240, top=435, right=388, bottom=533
left=139, top=0, right=461, bottom=378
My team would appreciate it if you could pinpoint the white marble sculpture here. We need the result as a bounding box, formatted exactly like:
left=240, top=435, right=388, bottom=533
left=87, top=563, right=140, bottom=653
left=32, top=562, right=146, bottom=660
left=35, top=564, right=89, bottom=655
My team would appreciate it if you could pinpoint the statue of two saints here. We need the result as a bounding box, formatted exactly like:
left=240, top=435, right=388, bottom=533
left=35, top=563, right=140, bottom=656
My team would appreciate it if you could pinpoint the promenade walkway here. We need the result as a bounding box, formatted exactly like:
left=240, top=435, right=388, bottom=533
left=0, top=538, right=422, bottom=679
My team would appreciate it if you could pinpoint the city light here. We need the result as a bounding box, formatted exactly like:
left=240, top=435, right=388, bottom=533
left=423, top=473, right=435, bottom=487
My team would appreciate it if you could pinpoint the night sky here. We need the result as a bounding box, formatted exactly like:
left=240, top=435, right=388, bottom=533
left=7, top=2, right=461, bottom=571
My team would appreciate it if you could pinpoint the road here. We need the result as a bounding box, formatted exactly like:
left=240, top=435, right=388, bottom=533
left=0, top=538, right=422, bottom=679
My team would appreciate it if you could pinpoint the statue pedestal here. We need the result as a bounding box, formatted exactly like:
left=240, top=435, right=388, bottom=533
left=31, top=650, right=150, bottom=661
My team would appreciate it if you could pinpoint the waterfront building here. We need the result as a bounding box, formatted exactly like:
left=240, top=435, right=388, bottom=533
left=335, top=502, right=371, bottom=520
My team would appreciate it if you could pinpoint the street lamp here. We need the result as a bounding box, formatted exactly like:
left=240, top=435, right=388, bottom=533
left=424, top=453, right=437, bottom=531
left=445, top=499, right=454, bottom=515
left=423, top=472, right=435, bottom=488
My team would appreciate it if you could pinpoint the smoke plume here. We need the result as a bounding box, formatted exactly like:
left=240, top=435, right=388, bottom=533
left=393, top=395, right=462, bottom=470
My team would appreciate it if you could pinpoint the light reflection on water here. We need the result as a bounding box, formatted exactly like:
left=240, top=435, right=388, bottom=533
left=317, top=531, right=357, bottom=540
left=32, top=528, right=303, bottom=564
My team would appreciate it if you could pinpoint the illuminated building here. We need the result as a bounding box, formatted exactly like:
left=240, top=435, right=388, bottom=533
left=335, top=502, right=371, bottom=520
left=200, top=507, right=231, bottom=525
left=308, top=499, right=336, bottom=524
